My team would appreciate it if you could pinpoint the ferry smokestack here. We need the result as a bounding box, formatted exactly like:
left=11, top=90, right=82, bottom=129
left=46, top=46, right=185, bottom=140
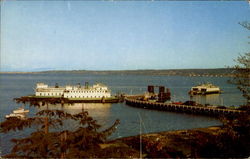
left=148, top=85, right=154, bottom=93
left=159, top=86, right=165, bottom=94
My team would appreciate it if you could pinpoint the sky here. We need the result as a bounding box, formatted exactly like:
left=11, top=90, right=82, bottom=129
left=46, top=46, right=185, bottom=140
left=1, top=1, right=250, bottom=71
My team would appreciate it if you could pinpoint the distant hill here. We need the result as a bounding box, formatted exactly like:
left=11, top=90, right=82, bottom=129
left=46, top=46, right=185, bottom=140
left=0, top=68, right=235, bottom=77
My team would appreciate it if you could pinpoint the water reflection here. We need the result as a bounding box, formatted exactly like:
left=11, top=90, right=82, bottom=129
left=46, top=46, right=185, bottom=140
left=1, top=74, right=244, bottom=156
left=191, top=94, right=223, bottom=106
left=37, top=103, right=112, bottom=128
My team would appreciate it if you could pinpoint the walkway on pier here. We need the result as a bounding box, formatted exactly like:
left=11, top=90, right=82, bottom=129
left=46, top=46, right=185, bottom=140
left=125, top=97, right=245, bottom=117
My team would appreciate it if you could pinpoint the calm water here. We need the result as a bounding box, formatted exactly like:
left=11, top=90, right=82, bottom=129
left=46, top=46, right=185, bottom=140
left=0, top=73, right=245, bottom=155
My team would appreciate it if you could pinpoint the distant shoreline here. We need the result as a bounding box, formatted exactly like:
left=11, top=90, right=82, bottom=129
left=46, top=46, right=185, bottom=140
left=0, top=68, right=235, bottom=77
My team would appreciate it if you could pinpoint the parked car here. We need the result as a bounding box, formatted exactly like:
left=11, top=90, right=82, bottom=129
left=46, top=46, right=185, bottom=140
left=183, top=101, right=197, bottom=106
left=216, top=106, right=227, bottom=109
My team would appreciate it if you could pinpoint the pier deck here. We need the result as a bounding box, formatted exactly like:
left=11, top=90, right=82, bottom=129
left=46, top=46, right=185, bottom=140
left=125, top=97, right=245, bottom=117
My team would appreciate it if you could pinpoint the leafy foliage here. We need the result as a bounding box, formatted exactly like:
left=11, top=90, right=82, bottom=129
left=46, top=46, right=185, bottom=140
left=1, top=99, right=120, bottom=158
left=0, top=117, right=43, bottom=133
left=228, top=21, right=250, bottom=106
left=229, top=53, right=250, bottom=105
left=239, top=21, right=250, bottom=30
left=212, top=21, right=250, bottom=157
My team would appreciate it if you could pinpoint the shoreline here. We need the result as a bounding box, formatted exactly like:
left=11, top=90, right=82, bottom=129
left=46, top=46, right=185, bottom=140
left=104, top=125, right=247, bottom=158
left=0, top=68, right=235, bottom=77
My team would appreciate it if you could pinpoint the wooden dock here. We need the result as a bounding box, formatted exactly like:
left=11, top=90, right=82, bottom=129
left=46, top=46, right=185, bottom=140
left=125, top=97, right=246, bottom=117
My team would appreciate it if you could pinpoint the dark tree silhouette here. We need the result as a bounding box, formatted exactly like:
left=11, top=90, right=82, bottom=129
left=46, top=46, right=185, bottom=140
left=229, top=53, right=250, bottom=106
left=216, top=21, right=250, bottom=157
left=229, top=21, right=250, bottom=106
left=0, top=99, right=120, bottom=158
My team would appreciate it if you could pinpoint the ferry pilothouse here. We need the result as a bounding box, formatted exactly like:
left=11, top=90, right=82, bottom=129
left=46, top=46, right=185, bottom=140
left=35, top=82, right=111, bottom=99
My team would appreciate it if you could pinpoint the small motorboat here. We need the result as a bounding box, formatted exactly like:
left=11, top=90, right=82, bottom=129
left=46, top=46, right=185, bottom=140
left=5, top=107, right=29, bottom=119
left=5, top=113, right=26, bottom=119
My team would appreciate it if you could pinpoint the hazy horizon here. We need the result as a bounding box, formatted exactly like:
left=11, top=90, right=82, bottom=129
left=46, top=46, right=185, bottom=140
left=1, top=1, right=250, bottom=72
left=0, top=67, right=232, bottom=73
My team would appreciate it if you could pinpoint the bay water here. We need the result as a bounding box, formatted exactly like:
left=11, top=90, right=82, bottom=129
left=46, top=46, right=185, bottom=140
left=0, top=73, right=245, bottom=155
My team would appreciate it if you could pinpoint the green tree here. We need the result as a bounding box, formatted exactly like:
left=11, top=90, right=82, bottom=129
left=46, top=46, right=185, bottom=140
left=216, top=21, right=250, bottom=157
left=229, top=21, right=250, bottom=106
left=0, top=98, right=121, bottom=158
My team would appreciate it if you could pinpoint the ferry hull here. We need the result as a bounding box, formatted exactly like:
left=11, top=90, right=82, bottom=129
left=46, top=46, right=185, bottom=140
left=15, top=95, right=122, bottom=104
left=189, top=90, right=221, bottom=95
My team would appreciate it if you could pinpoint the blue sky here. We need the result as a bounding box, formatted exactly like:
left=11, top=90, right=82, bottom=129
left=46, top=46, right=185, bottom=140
left=1, top=1, right=250, bottom=71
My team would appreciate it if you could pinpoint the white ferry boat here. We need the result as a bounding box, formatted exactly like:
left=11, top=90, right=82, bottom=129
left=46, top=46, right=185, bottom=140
left=35, top=82, right=111, bottom=99
left=189, top=83, right=221, bottom=95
